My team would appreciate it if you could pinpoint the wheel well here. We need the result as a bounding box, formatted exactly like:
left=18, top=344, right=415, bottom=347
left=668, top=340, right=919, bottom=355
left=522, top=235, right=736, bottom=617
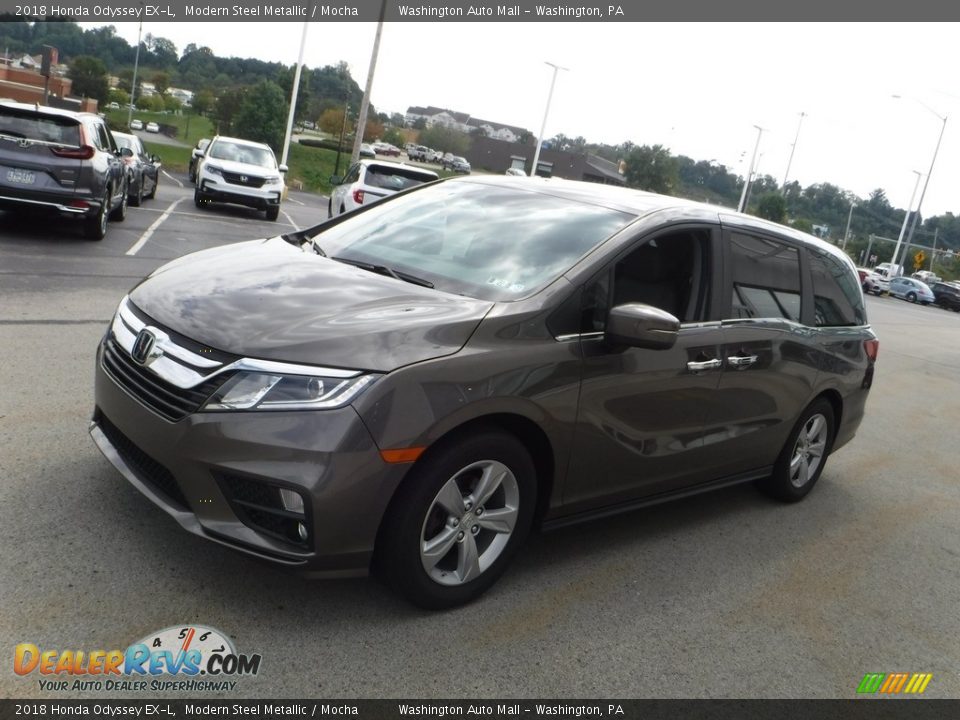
left=393, top=414, right=556, bottom=521
left=816, top=389, right=843, bottom=445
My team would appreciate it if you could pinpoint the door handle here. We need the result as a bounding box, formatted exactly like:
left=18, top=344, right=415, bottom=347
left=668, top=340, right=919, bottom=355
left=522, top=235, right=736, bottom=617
left=686, top=358, right=722, bottom=374
left=727, top=354, right=759, bottom=369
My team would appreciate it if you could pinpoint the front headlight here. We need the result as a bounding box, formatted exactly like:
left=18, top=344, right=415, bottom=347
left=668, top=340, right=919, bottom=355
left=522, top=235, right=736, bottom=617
left=204, top=164, right=224, bottom=177
left=203, top=371, right=377, bottom=411
left=265, top=175, right=281, bottom=184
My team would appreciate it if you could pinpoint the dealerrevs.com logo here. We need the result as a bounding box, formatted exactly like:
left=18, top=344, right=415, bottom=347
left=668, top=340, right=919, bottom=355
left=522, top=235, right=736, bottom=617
left=14, top=625, right=262, bottom=693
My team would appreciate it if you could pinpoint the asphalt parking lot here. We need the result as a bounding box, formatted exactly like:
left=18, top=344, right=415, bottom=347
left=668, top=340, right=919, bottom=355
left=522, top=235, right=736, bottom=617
left=1, top=182, right=958, bottom=700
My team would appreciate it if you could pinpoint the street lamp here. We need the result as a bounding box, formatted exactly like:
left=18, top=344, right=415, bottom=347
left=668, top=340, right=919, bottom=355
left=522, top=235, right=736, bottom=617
left=781, top=111, right=806, bottom=193
left=737, top=125, right=765, bottom=213
left=530, top=61, right=568, bottom=178
left=890, top=170, right=923, bottom=270
left=280, top=22, right=309, bottom=170
left=891, top=95, right=948, bottom=275
left=126, top=19, right=143, bottom=127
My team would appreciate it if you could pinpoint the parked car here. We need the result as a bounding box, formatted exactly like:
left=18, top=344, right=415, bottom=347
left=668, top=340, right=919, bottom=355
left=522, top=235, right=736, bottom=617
left=929, top=281, right=960, bottom=311
left=145, top=121, right=160, bottom=134
left=130, top=119, right=143, bottom=131
left=90, top=176, right=877, bottom=609
left=505, top=167, right=526, bottom=176
left=888, top=276, right=934, bottom=304
left=872, top=262, right=903, bottom=278
left=407, top=145, right=430, bottom=162
left=112, top=130, right=160, bottom=206
left=188, top=138, right=210, bottom=183
left=359, top=143, right=376, bottom=159
left=449, top=156, right=471, bottom=174
left=911, top=270, right=940, bottom=285
left=373, top=142, right=401, bottom=157
left=328, top=159, right=438, bottom=217
left=861, top=272, right=889, bottom=295
left=194, top=135, right=287, bottom=221
left=107, top=102, right=120, bottom=110
left=0, top=100, right=127, bottom=239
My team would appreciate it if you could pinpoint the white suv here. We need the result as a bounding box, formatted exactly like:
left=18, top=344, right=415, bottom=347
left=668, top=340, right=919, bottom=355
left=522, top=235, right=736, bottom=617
left=329, top=159, right=438, bottom=217
left=194, top=136, right=286, bottom=221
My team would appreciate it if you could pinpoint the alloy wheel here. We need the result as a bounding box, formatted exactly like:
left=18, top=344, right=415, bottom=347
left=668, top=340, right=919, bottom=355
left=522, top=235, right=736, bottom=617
left=789, top=413, right=828, bottom=488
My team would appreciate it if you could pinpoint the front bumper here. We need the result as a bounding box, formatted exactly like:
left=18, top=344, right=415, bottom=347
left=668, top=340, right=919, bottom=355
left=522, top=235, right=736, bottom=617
left=90, top=339, right=407, bottom=577
left=198, top=178, right=282, bottom=210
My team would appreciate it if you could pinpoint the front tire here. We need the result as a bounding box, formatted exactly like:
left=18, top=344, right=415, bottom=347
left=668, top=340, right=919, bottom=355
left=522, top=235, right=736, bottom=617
left=131, top=175, right=143, bottom=207
left=265, top=206, right=280, bottom=221
left=760, top=399, right=835, bottom=503
left=375, top=430, right=536, bottom=609
left=110, top=182, right=127, bottom=221
left=194, top=188, right=208, bottom=208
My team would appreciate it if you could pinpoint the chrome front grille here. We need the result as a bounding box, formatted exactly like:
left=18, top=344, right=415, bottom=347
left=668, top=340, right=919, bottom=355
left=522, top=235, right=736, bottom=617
left=102, top=298, right=234, bottom=421
left=222, top=171, right=266, bottom=188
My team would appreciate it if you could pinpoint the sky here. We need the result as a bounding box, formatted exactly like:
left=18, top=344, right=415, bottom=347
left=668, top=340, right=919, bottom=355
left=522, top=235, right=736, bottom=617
left=80, top=21, right=960, bottom=218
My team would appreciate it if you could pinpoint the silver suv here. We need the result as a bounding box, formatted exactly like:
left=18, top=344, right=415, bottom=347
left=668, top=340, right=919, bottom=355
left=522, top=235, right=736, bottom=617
left=0, top=101, right=128, bottom=240
left=194, top=135, right=287, bottom=221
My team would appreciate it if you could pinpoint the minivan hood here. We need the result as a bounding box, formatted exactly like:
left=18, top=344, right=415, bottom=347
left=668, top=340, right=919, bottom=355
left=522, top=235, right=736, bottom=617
left=129, top=238, right=493, bottom=372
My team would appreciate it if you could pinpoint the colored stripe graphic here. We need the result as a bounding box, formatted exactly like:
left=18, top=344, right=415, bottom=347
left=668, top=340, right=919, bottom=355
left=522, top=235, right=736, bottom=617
left=858, top=672, right=932, bottom=694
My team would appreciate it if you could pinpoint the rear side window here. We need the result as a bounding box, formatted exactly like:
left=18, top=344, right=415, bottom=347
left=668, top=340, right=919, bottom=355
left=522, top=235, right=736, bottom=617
left=364, top=165, right=436, bottom=191
left=728, top=233, right=802, bottom=321
left=0, top=107, right=80, bottom=146
left=809, top=248, right=866, bottom=326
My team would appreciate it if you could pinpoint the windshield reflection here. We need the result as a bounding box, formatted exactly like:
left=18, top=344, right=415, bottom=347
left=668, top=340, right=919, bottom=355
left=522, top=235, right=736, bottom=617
left=310, top=181, right=635, bottom=301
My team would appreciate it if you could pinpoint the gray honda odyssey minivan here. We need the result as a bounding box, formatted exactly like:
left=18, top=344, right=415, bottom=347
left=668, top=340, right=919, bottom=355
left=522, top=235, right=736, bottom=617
left=91, top=176, right=878, bottom=608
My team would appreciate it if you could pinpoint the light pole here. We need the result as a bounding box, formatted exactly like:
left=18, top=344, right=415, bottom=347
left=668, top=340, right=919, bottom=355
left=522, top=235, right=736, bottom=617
left=530, top=61, right=568, bottom=178
left=351, top=0, right=386, bottom=164
left=126, top=19, right=143, bottom=127
left=890, top=170, right=922, bottom=272
left=737, top=125, right=765, bottom=213
left=280, top=22, right=309, bottom=170
left=892, top=95, right=948, bottom=276
left=781, top=111, right=806, bottom=193
left=843, top=201, right=855, bottom=250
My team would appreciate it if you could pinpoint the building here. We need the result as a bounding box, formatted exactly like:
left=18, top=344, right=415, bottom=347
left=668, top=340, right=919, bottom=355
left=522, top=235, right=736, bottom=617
left=405, top=105, right=531, bottom=142
left=0, top=60, right=96, bottom=112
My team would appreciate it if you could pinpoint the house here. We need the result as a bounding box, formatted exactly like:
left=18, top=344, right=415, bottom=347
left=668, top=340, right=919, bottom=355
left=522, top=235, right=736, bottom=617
left=466, top=117, right=528, bottom=143
left=405, top=105, right=531, bottom=142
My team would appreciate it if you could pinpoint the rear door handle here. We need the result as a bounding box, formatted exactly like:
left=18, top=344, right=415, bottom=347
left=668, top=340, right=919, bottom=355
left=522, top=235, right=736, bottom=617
left=687, top=358, right=722, bottom=374
left=727, top=354, right=759, bottom=369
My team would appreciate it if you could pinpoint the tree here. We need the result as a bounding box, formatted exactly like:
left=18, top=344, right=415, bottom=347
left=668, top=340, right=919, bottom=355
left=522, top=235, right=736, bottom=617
left=418, top=126, right=469, bottom=155
left=363, top=117, right=385, bottom=142
left=69, top=55, right=109, bottom=103
left=151, top=72, right=170, bottom=97
left=757, top=193, right=787, bottom=223
left=191, top=89, right=215, bottom=116
left=213, top=87, right=245, bottom=135
left=319, top=107, right=350, bottom=136
left=623, top=144, right=678, bottom=194
left=232, top=81, right=288, bottom=151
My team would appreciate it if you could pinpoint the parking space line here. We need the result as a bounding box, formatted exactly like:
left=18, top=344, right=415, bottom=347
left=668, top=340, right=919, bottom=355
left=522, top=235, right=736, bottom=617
left=162, top=170, right=184, bottom=188
left=281, top=210, right=300, bottom=231
left=126, top=198, right=184, bottom=256
left=286, top=196, right=305, bottom=206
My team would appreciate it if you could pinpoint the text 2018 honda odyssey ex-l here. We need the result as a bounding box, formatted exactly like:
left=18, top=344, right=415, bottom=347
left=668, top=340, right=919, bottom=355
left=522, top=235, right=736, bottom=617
left=91, top=177, right=878, bottom=608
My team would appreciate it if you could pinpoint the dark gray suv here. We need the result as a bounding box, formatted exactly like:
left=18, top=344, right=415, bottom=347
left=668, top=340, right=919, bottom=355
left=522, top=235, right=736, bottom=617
left=90, top=177, right=878, bottom=608
left=0, top=101, right=128, bottom=239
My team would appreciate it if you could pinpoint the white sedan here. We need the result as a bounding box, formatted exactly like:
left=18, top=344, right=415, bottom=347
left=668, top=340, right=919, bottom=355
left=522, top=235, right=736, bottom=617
left=145, top=122, right=160, bottom=133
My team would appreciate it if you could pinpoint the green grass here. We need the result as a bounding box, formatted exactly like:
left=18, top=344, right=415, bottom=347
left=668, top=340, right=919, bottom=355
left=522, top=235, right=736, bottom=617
left=142, top=142, right=192, bottom=173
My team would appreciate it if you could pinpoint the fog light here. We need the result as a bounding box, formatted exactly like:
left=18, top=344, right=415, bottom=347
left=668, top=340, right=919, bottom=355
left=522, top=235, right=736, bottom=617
left=297, top=522, right=308, bottom=542
left=279, top=488, right=305, bottom=514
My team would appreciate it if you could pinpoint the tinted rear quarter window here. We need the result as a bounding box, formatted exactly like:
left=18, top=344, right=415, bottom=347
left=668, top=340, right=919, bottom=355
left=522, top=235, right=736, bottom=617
left=728, top=232, right=802, bottom=321
left=809, top=248, right=866, bottom=326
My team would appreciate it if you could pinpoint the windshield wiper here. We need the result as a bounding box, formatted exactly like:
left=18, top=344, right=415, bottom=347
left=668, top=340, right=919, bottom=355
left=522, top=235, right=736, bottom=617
left=332, top=256, right=434, bottom=288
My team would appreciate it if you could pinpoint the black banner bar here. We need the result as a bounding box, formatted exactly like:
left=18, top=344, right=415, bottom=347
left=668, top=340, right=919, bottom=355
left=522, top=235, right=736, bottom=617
left=0, top=0, right=957, bottom=22
left=0, top=700, right=957, bottom=720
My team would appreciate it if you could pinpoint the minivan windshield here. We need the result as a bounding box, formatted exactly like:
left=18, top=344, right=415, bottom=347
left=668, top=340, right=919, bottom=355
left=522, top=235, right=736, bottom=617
left=309, top=180, right=635, bottom=301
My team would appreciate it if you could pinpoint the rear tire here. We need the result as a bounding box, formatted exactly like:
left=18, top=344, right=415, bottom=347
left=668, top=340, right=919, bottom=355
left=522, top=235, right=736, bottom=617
left=110, top=182, right=127, bottom=222
left=146, top=176, right=157, bottom=200
left=907, top=292, right=917, bottom=303
left=83, top=191, right=109, bottom=240
left=131, top=176, right=143, bottom=207
left=374, top=430, right=536, bottom=609
left=760, top=399, right=835, bottom=503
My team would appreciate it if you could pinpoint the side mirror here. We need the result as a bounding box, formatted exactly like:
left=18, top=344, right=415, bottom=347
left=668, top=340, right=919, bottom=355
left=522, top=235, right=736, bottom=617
left=279, top=164, right=288, bottom=174
left=192, top=149, right=204, bottom=159
left=606, top=303, right=680, bottom=350
left=120, top=147, right=133, bottom=157
left=151, top=155, right=161, bottom=165
left=329, top=175, right=342, bottom=186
